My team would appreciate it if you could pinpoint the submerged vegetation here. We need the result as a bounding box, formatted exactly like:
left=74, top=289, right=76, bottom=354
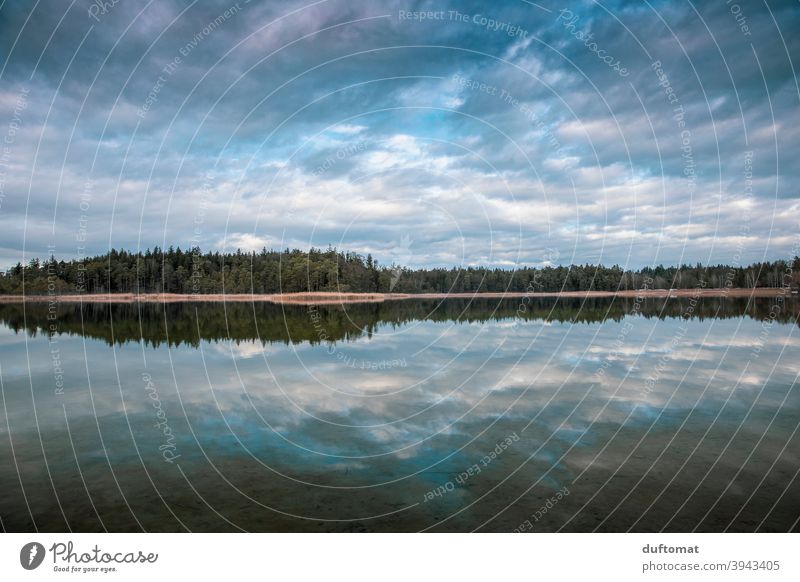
left=1, top=246, right=799, bottom=295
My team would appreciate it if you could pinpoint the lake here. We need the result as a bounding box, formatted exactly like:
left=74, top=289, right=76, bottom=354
left=0, top=296, right=798, bottom=532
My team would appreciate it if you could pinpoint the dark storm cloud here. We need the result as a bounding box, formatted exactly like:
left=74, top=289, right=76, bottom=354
left=0, top=0, right=797, bottom=269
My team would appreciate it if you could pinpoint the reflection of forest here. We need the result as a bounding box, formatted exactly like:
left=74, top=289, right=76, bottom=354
left=1, top=297, right=798, bottom=348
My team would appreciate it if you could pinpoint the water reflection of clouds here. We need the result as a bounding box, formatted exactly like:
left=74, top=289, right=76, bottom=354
left=0, top=312, right=797, bottom=463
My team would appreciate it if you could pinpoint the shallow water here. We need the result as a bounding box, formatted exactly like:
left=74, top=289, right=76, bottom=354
left=0, top=297, right=798, bottom=532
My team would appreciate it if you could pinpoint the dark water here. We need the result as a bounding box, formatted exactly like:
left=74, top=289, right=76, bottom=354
left=0, top=296, right=798, bottom=532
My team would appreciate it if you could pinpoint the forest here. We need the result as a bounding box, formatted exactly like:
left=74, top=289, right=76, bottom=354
left=1, top=246, right=799, bottom=295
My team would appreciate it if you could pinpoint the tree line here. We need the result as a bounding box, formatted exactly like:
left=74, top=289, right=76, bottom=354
left=1, top=246, right=799, bottom=295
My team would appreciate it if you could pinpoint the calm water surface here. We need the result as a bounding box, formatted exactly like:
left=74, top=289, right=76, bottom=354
left=1, top=297, right=798, bottom=532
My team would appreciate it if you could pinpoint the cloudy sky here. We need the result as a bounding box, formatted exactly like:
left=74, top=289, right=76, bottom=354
left=0, top=0, right=797, bottom=270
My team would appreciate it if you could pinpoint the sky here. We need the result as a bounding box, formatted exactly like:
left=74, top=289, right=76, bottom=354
left=0, top=0, right=798, bottom=270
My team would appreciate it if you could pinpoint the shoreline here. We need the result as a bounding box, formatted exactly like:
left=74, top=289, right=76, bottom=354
left=0, top=288, right=794, bottom=304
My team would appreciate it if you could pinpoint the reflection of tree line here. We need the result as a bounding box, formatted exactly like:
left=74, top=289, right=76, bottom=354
left=0, top=297, right=797, bottom=348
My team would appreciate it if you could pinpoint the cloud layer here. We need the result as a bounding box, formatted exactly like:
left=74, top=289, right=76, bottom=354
left=0, top=0, right=798, bottom=269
